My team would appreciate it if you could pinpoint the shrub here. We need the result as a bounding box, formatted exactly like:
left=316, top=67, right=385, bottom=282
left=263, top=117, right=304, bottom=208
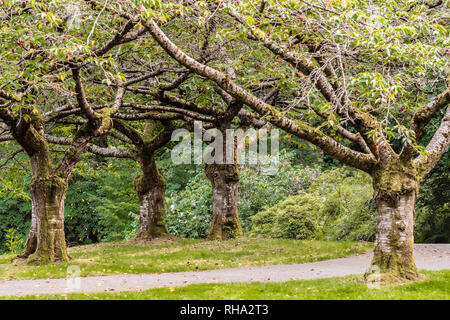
left=415, top=205, right=450, bottom=243
left=414, top=153, right=450, bottom=243
left=88, top=160, right=140, bottom=241
left=66, top=159, right=141, bottom=244
left=4, top=227, right=23, bottom=255
left=320, top=171, right=376, bottom=241
left=238, top=150, right=321, bottom=231
left=0, top=191, right=30, bottom=254
left=250, top=194, right=317, bottom=239
left=65, top=176, right=102, bottom=245
left=250, top=168, right=377, bottom=241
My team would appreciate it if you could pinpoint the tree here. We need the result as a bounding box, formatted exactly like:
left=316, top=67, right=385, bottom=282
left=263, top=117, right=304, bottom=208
left=0, top=0, right=261, bottom=249
left=0, top=1, right=141, bottom=263
left=113, top=88, right=262, bottom=240
left=110, top=23, right=267, bottom=240
left=113, top=120, right=179, bottom=240
left=133, top=0, right=449, bottom=280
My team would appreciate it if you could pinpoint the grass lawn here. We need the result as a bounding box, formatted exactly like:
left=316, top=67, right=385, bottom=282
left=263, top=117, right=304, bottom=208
left=3, top=270, right=448, bottom=300
left=0, top=238, right=371, bottom=280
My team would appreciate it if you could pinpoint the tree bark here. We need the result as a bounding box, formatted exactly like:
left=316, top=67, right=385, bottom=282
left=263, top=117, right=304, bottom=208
left=11, top=111, right=69, bottom=264
left=18, top=152, right=70, bottom=264
left=21, top=208, right=38, bottom=257
left=135, top=152, right=169, bottom=239
left=14, top=111, right=94, bottom=264
left=369, top=162, right=419, bottom=280
left=206, top=163, right=243, bottom=240
left=25, top=175, right=69, bottom=264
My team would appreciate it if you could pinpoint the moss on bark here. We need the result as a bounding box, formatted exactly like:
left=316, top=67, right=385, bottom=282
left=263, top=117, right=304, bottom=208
left=25, top=175, right=70, bottom=265
left=370, top=158, right=419, bottom=281
left=206, top=163, right=244, bottom=240
left=134, top=150, right=170, bottom=240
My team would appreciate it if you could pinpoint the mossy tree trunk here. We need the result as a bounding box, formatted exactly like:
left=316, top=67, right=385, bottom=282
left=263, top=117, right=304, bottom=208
left=206, top=163, right=243, bottom=240
left=26, top=175, right=70, bottom=264
left=113, top=119, right=177, bottom=240
left=13, top=109, right=94, bottom=264
left=144, top=15, right=450, bottom=282
left=21, top=172, right=70, bottom=264
left=369, top=161, right=419, bottom=280
left=135, top=150, right=169, bottom=240
left=1, top=67, right=123, bottom=265
left=13, top=111, right=71, bottom=264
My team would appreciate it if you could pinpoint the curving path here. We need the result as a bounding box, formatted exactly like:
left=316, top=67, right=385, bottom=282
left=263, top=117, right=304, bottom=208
left=0, top=244, right=449, bottom=297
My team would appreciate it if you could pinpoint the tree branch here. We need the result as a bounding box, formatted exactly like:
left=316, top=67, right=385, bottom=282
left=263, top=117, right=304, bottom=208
left=72, top=67, right=97, bottom=122
left=413, top=86, right=450, bottom=140
left=414, top=104, right=450, bottom=178
left=143, top=18, right=376, bottom=173
left=46, top=134, right=134, bottom=159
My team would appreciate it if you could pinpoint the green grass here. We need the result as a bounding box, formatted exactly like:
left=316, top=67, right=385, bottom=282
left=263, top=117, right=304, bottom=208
left=3, top=270, right=449, bottom=300
left=0, top=238, right=371, bottom=280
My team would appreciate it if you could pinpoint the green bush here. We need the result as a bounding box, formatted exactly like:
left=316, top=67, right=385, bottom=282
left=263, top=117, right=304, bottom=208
left=0, top=191, right=31, bottom=254
left=250, top=195, right=317, bottom=239
left=64, top=175, right=102, bottom=245
left=3, top=227, right=23, bottom=254
left=415, top=155, right=450, bottom=243
left=88, top=160, right=140, bottom=241
left=415, top=205, right=450, bottom=243
left=66, top=159, right=141, bottom=244
left=320, top=172, right=376, bottom=241
left=238, top=150, right=321, bottom=231
left=250, top=168, right=377, bottom=241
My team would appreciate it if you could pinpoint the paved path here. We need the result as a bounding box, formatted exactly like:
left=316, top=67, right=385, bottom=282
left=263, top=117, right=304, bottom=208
left=0, top=244, right=448, bottom=297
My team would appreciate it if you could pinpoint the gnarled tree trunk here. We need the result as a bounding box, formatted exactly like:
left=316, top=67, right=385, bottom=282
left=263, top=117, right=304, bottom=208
left=17, top=140, right=70, bottom=264
left=135, top=152, right=169, bottom=239
left=206, top=163, right=243, bottom=240
left=26, top=175, right=69, bottom=264
left=369, top=161, right=419, bottom=280
left=15, top=110, right=93, bottom=264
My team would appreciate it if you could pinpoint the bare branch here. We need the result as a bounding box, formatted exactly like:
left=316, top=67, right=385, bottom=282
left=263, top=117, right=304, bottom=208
left=72, top=68, right=97, bottom=122
left=46, top=134, right=134, bottom=159
left=0, top=148, right=24, bottom=169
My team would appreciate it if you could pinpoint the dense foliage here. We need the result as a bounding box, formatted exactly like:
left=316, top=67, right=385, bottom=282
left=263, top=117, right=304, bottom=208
left=250, top=168, right=376, bottom=240
left=415, top=154, right=450, bottom=243
left=164, top=149, right=321, bottom=238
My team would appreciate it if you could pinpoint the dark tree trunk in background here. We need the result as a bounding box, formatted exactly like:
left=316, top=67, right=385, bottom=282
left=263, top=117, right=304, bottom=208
left=135, top=151, right=169, bottom=239
left=91, top=136, right=109, bottom=169
left=369, top=161, right=419, bottom=280
left=206, top=163, right=243, bottom=240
